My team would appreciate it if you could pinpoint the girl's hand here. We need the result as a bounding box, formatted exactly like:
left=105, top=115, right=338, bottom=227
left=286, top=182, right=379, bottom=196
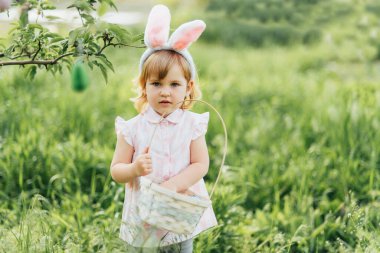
left=132, top=147, right=152, bottom=176
left=159, top=180, right=178, bottom=192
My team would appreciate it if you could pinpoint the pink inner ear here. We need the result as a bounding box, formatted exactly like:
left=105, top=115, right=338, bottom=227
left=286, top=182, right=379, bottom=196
left=172, top=40, right=187, bottom=50
left=149, top=26, right=166, bottom=48
left=172, top=26, right=204, bottom=50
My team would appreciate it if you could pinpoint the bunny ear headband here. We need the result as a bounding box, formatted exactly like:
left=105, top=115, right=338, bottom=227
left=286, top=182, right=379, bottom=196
left=139, top=4, right=206, bottom=80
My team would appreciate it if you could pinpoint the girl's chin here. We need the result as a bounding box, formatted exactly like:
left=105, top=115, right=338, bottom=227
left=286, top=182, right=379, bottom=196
left=153, top=107, right=173, bottom=116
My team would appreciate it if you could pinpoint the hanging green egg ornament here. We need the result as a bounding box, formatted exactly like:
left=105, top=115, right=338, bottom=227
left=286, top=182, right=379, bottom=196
left=71, top=61, right=89, bottom=92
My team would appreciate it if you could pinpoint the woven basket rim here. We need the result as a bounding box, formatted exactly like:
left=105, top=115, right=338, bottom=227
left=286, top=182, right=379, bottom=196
left=140, top=177, right=211, bottom=208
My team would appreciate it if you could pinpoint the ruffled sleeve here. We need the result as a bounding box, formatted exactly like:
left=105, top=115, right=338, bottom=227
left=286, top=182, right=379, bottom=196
left=115, top=116, right=134, bottom=146
left=191, top=112, right=210, bottom=140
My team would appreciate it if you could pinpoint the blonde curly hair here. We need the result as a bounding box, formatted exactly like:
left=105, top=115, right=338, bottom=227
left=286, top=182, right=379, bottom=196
left=132, top=50, right=202, bottom=113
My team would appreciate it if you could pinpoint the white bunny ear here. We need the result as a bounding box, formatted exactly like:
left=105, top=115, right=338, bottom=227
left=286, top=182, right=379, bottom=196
left=168, top=20, right=206, bottom=51
left=144, top=5, right=171, bottom=48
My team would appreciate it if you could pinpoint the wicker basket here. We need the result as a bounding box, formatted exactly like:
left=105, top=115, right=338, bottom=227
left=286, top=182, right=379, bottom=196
left=138, top=177, right=211, bottom=234
left=136, top=99, right=227, bottom=235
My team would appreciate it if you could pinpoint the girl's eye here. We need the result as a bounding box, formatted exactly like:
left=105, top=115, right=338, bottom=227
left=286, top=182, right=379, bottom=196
left=171, top=83, right=180, bottom=87
left=150, top=82, right=160, bottom=87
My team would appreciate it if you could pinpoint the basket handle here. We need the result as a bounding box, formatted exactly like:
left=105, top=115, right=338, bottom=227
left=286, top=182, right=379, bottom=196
left=147, top=99, right=227, bottom=199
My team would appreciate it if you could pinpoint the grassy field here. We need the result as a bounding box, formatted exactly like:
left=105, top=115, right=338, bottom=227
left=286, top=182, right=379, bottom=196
left=1, top=11, right=380, bottom=252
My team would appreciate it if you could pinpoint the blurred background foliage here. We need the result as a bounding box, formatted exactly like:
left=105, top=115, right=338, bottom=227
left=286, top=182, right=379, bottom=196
left=205, top=0, right=325, bottom=46
left=202, top=0, right=380, bottom=49
left=1, top=0, right=380, bottom=252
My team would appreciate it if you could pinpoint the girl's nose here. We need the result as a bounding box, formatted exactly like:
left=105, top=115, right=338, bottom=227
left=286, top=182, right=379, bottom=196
left=160, top=87, right=171, bottom=97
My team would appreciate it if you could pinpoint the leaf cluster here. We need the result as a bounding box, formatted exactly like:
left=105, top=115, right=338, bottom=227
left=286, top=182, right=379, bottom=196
left=0, top=0, right=144, bottom=82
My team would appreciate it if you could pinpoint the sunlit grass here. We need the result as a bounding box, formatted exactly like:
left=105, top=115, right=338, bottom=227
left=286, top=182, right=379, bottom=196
left=1, top=37, right=380, bottom=252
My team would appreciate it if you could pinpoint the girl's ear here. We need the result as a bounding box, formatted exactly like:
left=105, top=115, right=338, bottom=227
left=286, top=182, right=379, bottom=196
left=144, top=5, right=171, bottom=48
left=168, top=20, right=206, bottom=51
left=187, top=80, right=194, bottom=94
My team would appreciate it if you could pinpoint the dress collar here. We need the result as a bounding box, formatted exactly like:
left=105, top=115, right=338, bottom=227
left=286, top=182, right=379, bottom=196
left=142, top=106, right=184, bottom=124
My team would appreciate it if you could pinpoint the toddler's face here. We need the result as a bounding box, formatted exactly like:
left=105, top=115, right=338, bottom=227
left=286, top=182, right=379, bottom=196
left=145, top=64, right=191, bottom=116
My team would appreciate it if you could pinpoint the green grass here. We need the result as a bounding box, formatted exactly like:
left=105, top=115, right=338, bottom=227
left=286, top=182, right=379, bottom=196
left=1, top=35, right=380, bottom=252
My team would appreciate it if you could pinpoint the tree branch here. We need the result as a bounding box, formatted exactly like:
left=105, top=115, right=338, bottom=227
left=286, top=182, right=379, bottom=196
left=32, top=40, right=42, bottom=61
left=0, top=52, right=73, bottom=66
left=76, top=8, right=84, bottom=26
left=0, top=43, right=145, bottom=67
left=109, top=43, right=146, bottom=49
left=98, top=34, right=109, bottom=55
left=52, top=52, right=74, bottom=64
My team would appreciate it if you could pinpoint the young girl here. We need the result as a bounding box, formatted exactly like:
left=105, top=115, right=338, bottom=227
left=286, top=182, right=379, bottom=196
left=110, top=5, right=217, bottom=252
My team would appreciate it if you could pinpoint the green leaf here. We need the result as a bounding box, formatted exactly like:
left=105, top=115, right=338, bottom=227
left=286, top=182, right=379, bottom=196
left=62, top=58, right=72, bottom=66
left=96, top=54, right=114, bottom=72
left=88, top=61, right=94, bottom=70
left=26, top=65, right=37, bottom=80
left=45, top=32, right=62, bottom=39
left=67, top=0, right=93, bottom=12
left=109, top=1, right=118, bottom=11
left=50, top=37, right=65, bottom=44
left=131, top=33, right=144, bottom=43
left=94, top=61, right=108, bottom=83
left=98, top=63, right=108, bottom=83
left=68, top=27, right=85, bottom=46
left=19, top=11, right=28, bottom=28
left=58, top=64, right=63, bottom=75
left=43, top=5, right=56, bottom=10
left=28, top=24, right=44, bottom=30
left=62, top=40, right=69, bottom=53
left=88, top=41, right=100, bottom=52
left=97, top=1, right=108, bottom=16
left=107, top=24, right=130, bottom=43
left=81, top=13, right=95, bottom=25
left=45, top=15, right=61, bottom=21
